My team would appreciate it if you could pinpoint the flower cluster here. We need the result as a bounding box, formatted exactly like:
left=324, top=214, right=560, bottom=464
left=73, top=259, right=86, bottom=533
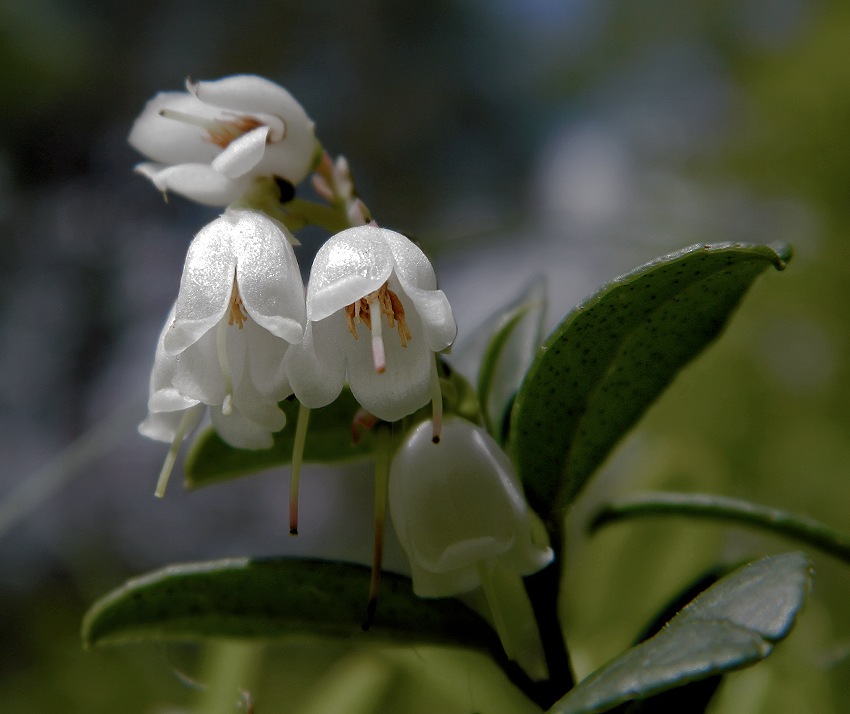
left=132, top=74, right=550, bottom=679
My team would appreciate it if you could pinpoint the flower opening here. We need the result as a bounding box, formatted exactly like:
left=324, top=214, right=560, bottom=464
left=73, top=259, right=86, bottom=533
left=345, top=282, right=412, bottom=374
left=285, top=225, right=456, bottom=423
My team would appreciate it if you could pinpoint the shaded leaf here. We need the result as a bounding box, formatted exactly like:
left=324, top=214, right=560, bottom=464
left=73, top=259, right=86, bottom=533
left=549, top=552, right=811, bottom=714
left=511, top=242, right=791, bottom=517
left=590, top=491, right=850, bottom=565
left=607, top=569, right=724, bottom=714
left=477, top=280, right=546, bottom=443
left=185, top=389, right=374, bottom=489
left=82, top=557, right=497, bottom=654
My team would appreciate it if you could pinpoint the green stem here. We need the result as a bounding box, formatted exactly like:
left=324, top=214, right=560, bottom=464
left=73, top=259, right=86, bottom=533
left=285, top=198, right=352, bottom=234
left=522, top=515, right=575, bottom=708
left=363, top=425, right=392, bottom=630
left=289, top=403, right=311, bottom=535
left=193, top=641, right=264, bottom=714
left=590, top=491, right=850, bottom=564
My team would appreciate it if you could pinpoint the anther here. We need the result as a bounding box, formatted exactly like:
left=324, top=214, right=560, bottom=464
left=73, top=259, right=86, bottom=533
left=344, top=284, right=412, bottom=374
left=228, top=281, right=249, bottom=329
left=158, top=109, right=264, bottom=149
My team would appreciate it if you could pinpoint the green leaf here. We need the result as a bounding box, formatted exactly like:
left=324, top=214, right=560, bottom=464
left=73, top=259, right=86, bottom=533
left=82, top=557, right=497, bottom=654
left=590, top=491, right=850, bottom=565
left=605, top=569, right=725, bottom=714
left=511, top=242, right=791, bottom=517
left=185, top=389, right=374, bottom=489
left=549, top=552, right=811, bottom=714
left=477, top=281, right=546, bottom=443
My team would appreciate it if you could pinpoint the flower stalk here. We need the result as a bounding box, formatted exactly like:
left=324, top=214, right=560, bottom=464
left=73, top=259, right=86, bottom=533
left=363, top=424, right=392, bottom=631
left=288, top=404, right=311, bottom=535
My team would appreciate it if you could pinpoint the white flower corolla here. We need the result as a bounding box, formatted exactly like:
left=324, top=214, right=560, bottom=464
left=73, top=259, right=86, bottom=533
left=284, top=225, right=456, bottom=423
left=141, top=209, right=305, bottom=459
left=129, top=75, right=318, bottom=206
left=388, top=418, right=552, bottom=597
left=388, top=417, right=553, bottom=680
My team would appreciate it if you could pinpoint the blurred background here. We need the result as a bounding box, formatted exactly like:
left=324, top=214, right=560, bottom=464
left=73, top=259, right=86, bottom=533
left=1, top=0, right=849, bottom=711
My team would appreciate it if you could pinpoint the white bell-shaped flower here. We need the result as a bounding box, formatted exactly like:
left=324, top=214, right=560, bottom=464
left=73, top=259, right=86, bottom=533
left=129, top=75, right=318, bottom=206
left=285, top=225, right=456, bottom=422
left=388, top=417, right=553, bottom=680
left=389, top=418, right=552, bottom=596
left=141, top=209, right=306, bottom=455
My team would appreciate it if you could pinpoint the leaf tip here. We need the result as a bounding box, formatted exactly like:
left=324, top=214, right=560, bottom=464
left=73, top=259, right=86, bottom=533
left=769, top=242, right=794, bottom=270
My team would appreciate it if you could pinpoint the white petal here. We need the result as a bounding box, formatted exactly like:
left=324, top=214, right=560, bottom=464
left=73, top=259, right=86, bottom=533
left=390, top=421, right=516, bottom=572
left=189, top=75, right=306, bottom=120
left=210, top=407, right=276, bottom=450
left=128, top=92, right=221, bottom=165
left=139, top=403, right=204, bottom=443
left=163, top=217, right=237, bottom=355
left=306, top=226, right=394, bottom=321
left=171, top=325, right=229, bottom=405
left=380, top=228, right=438, bottom=291
left=284, top=321, right=346, bottom=409
left=254, top=132, right=317, bottom=184
left=211, top=125, right=270, bottom=178
left=403, top=285, right=457, bottom=352
left=136, top=163, right=251, bottom=206
left=145, top=304, right=181, bottom=391
left=231, top=347, right=287, bottom=432
left=210, top=346, right=287, bottom=449
left=140, top=310, right=206, bottom=443
left=148, top=386, right=201, bottom=413
left=229, top=210, right=306, bottom=343
left=244, top=318, right=292, bottom=401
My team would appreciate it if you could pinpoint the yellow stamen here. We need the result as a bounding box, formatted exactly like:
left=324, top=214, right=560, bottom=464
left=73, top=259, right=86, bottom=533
left=206, top=115, right=264, bottom=148
left=345, top=284, right=411, bottom=374
left=159, top=109, right=264, bottom=149
left=228, top=280, right=249, bottom=329
left=344, top=284, right=410, bottom=346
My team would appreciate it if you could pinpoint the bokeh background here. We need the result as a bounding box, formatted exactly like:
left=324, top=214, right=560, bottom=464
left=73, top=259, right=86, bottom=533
left=2, top=0, right=849, bottom=711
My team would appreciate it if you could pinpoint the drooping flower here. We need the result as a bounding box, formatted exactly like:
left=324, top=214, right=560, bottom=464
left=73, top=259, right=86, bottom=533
left=388, top=417, right=553, bottom=680
left=284, top=225, right=456, bottom=423
left=139, top=210, right=306, bottom=490
left=129, top=75, right=318, bottom=206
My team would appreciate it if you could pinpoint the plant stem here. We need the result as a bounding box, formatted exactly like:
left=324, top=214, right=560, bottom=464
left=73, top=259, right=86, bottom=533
left=194, top=640, right=263, bottom=714
left=364, top=425, right=392, bottom=630
left=522, top=515, right=575, bottom=708
left=289, top=403, right=311, bottom=535
left=590, top=491, right=850, bottom=564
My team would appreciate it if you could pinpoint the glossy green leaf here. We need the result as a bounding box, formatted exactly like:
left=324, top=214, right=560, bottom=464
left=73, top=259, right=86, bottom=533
left=511, top=242, right=791, bottom=517
left=82, top=557, right=497, bottom=654
left=185, top=389, right=374, bottom=489
left=605, top=569, right=724, bottom=714
left=477, top=281, right=546, bottom=443
left=549, top=552, right=811, bottom=714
